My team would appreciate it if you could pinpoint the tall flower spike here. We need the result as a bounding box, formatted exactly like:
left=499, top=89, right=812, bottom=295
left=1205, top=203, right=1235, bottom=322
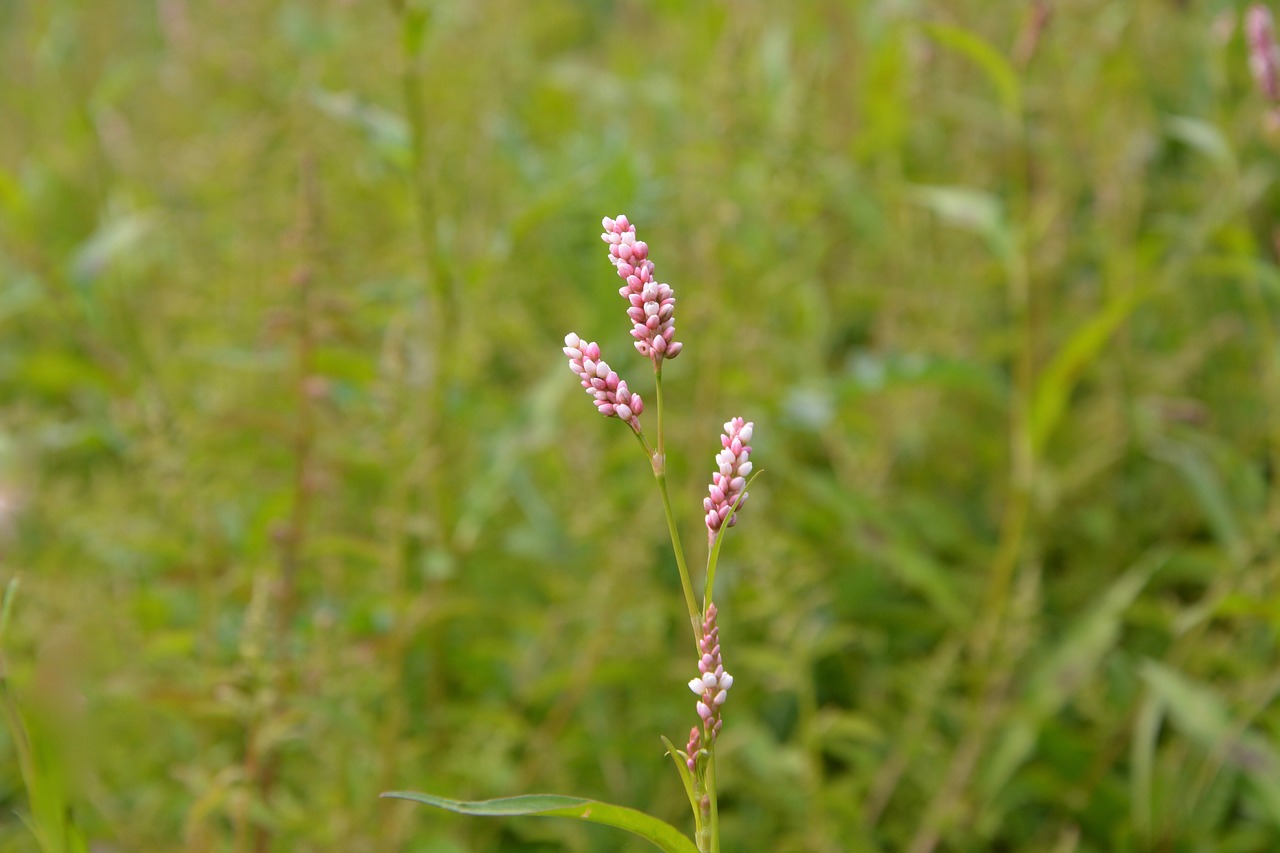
left=687, top=603, right=733, bottom=750
left=563, top=333, right=644, bottom=432
left=704, top=418, right=754, bottom=545
left=1248, top=5, right=1280, bottom=122
left=601, top=215, right=683, bottom=363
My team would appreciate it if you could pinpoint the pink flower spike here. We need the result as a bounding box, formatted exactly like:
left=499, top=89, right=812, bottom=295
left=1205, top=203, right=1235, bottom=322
left=704, top=418, right=754, bottom=545
left=1249, top=5, right=1280, bottom=102
left=600, top=215, right=683, bottom=364
left=689, top=603, right=733, bottom=746
left=563, top=333, right=645, bottom=433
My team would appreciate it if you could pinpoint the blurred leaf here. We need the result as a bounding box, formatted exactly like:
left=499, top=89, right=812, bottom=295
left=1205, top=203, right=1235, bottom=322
left=0, top=271, right=42, bottom=325
left=1140, top=662, right=1280, bottom=824
left=381, top=792, right=697, bottom=853
left=1164, top=115, right=1235, bottom=173
left=1146, top=438, right=1246, bottom=563
left=68, top=210, right=153, bottom=287
left=883, top=539, right=969, bottom=629
left=401, top=3, right=431, bottom=58
left=1031, top=284, right=1148, bottom=454
left=790, top=471, right=969, bottom=629
left=921, top=22, right=1022, bottom=120
left=908, top=185, right=1012, bottom=262
left=16, top=351, right=111, bottom=397
left=0, top=580, right=89, bottom=853
left=1131, top=693, right=1162, bottom=843
left=981, top=552, right=1164, bottom=799
left=310, top=90, right=411, bottom=170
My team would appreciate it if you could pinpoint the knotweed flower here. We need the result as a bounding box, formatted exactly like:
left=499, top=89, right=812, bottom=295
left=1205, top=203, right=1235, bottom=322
left=684, top=725, right=701, bottom=773
left=687, top=602, right=733, bottom=761
left=601, top=215, right=683, bottom=363
left=704, top=418, right=754, bottom=544
left=563, top=333, right=644, bottom=432
left=1248, top=5, right=1280, bottom=128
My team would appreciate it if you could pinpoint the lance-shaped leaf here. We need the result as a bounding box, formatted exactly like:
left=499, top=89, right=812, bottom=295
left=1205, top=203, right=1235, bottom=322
left=381, top=792, right=698, bottom=853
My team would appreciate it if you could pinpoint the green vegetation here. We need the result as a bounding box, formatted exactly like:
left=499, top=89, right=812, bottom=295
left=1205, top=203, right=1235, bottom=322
left=3, top=1, right=1280, bottom=850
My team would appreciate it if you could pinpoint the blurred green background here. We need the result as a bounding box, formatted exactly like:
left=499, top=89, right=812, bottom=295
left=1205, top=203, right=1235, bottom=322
left=4, top=0, right=1280, bottom=850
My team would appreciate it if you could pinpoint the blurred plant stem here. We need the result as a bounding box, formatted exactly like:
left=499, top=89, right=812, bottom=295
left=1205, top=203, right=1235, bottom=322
left=374, top=0, right=456, bottom=818
left=0, top=578, right=88, bottom=853
left=238, top=156, right=324, bottom=853
left=908, top=103, right=1038, bottom=853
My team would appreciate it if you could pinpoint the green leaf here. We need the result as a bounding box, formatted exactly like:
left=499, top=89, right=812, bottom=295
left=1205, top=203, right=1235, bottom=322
left=381, top=792, right=698, bottom=853
left=921, top=22, right=1022, bottom=120
left=68, top=210, right=154, bottom=287
left=1140, top=661, right=1280, bottom=825
left=1164, top=115, right=1235, bottom=173
left=1030, top=284, right=1148, bottom=454
left=401, top=1, right=431, bottom=58
left=310, top=89, right=411, bottom=170
left=660, top=735, right=700, bottom=833
left=1146, top=437, right=1245, bottom=563
left=882, top=539, right=970, bottom=629
left=980, top=552, right=1163, bottom=798
left=908, top=185, right=1012, bottom=263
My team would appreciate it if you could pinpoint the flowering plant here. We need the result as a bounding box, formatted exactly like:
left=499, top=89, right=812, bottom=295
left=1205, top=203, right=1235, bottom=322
left=385, top=216, right=759, bottom=853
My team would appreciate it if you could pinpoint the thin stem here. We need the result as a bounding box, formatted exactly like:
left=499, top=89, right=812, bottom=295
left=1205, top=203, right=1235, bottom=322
left=658, top=468, right=702, bottom=646
left=250, top=156, right=322, bottom=853
left=0, top=580, right=39, bottom=842
left=655, top=360, right=667, bottom=465
left=647, top=362, right=701, bottom=645
left=909, top=104, right=1037, bottom=852
left=707, top=746, right=720, bottom=853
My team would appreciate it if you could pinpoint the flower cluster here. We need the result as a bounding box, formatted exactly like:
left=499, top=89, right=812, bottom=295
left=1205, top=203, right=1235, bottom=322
left=704, top=418, right=754, bottom=544
left=1249, top=5, right=1280, bottom=103
left=601, top=215, right=683, bottom=363
left=563, top=333, right=644, bottom=432
left=685, top=603, right=733, bottom=770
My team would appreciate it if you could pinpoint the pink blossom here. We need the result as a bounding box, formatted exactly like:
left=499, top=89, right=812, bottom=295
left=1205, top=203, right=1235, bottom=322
left=601, top=215, right=684, bottom=363
left=703, top=418, right=754, bottom=544
left=1248, top=5, right=1280, bottom=102
left=687, top=603, right=733, bottom=751
left=685, top=726, right=701, bottom=773
left=563, top=333, right=644, bottom=432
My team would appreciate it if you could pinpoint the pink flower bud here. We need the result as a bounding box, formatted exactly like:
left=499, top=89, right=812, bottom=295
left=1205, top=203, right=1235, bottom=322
left=688, top=603, right=733, bottom=749
left=600, top=215, right=683, bottom=364
left=563, top=333, right=645, bottom=433
left=705, top=418, right=754, bottom=545
left=685, top=726, right=701, bottom=772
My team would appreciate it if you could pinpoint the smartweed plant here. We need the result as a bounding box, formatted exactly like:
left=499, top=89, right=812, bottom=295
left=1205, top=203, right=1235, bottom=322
left=384, top=216, right=759, bottom=853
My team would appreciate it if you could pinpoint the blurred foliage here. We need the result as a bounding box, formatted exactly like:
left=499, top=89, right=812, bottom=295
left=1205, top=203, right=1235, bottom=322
left=2, top=0, right=1280, bottom=851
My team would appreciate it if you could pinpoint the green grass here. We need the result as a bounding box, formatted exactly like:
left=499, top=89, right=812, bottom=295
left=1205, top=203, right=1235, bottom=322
left=2, top=1, right=1280, bottom=850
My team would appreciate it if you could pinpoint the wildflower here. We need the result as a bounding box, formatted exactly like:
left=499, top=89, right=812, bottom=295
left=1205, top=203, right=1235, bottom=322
left=1247, top=5, right=1280, bottom=104
left=601, top=215, right=683, bottom=363
left=685, top=726, right=701, bottom=772
left=703, top=418, right=754, bottom=544
left=687, top=603, right=733, bottom=753
left=563, top=333, right=644, bottom=432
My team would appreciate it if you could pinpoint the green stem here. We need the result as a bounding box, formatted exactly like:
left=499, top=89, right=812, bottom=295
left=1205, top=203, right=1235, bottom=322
left=647, top=361, right=702, bottom=645
left=655, top=360, right=667, bottom=465
left=706, top=746, right=720, bottom=853
left=658, top=468, right=702, bottom=646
